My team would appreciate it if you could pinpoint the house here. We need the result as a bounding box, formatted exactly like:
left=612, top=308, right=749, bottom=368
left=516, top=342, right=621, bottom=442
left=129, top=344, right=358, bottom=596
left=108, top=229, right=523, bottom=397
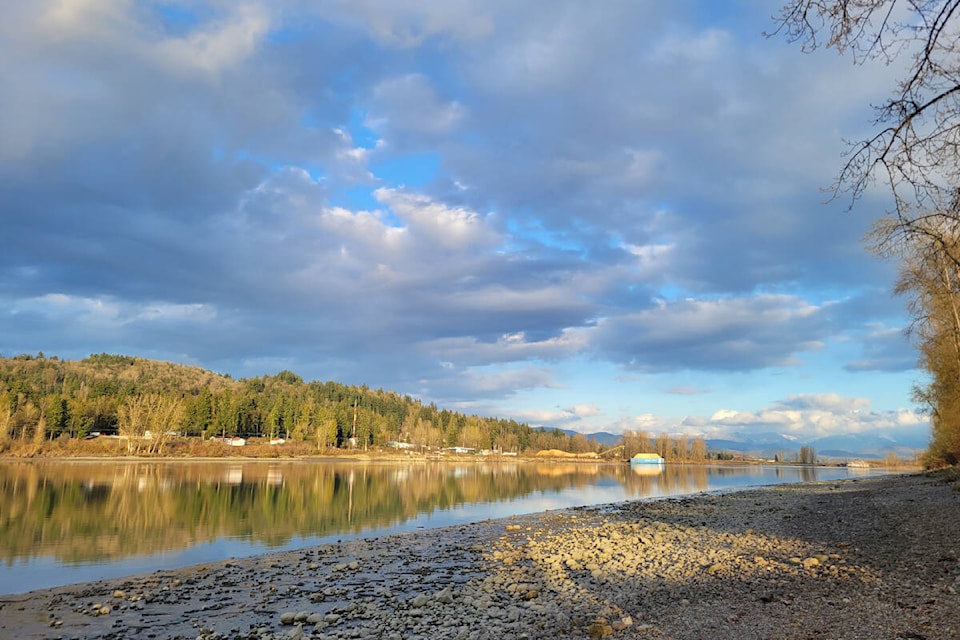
left=444, top=447, right=475, bottom=455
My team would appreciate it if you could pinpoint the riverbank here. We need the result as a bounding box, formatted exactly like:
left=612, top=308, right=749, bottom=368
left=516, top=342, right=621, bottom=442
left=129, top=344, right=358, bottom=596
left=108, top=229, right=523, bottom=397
left=2, top=472, right=958, bottom=639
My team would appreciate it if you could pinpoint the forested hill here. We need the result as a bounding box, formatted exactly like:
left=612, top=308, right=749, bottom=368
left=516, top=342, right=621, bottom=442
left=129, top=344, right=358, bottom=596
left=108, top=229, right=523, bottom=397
left=0, top=353, right=595, bottom=454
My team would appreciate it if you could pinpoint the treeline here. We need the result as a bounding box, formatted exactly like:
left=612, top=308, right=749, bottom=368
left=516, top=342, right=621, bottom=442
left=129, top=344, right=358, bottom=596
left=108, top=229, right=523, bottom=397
left=0, top=353, right=603, bottom=455
left=621, top=429, right=711, bottom=462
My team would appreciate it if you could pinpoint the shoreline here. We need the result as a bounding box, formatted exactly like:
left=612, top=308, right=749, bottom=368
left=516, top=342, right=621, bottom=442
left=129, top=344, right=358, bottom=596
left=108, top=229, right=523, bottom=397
left=3, top=472, right=957, bottom=639
left=0, top=453, right=909, bottom=469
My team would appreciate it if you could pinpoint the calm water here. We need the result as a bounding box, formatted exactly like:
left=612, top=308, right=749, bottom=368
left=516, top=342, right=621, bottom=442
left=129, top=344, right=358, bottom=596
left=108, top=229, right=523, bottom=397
left=0, top=459, right=890, bottom=594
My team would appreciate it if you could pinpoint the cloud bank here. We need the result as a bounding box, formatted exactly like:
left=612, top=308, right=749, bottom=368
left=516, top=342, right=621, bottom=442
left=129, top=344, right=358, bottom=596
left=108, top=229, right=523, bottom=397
left=0, top=1, right=926, bottom=445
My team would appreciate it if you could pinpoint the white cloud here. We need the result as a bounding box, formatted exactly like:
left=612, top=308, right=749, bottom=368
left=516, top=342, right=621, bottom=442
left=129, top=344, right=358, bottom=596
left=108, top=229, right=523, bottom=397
left=430, top=366, right=560, bottom=399
left=368, top=74, right=464, bottom=137
left=38, top=0, right=133, bottom=38
left=154, top=4, right=271, bottom=76
left=15, top=294, right=123, bottom=325
left=564, top=404, right=601, bottom=419
left=500, top=403, right=603, bottom=429
left=702, top=394, right=924, bottom=441
left=13, top=294, right=216, bottom=328
left=422, top=329, right=587, bottom=367
left=611, top=413, right=666, bottom=434
left=373, top=188, right=499, bottom=250
left=777, top=393, right=870, bottom=412
left=592, top=295, right=829, bottom=371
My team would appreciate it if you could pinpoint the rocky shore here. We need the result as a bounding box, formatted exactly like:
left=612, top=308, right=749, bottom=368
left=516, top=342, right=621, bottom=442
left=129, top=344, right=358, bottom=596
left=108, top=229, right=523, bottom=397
left=3, top=472, right=959, bottom=639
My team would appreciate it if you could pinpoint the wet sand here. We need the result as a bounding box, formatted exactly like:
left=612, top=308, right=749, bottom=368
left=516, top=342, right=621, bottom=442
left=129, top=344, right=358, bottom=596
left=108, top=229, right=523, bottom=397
left=2, top=472, right=958, bottom=639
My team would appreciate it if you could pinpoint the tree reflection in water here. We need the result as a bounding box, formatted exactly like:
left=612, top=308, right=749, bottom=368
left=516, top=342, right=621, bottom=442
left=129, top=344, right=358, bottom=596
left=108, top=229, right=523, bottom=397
left=0, top=460, right=872, bottom=574
left=0, top=461, right=626, bottom=565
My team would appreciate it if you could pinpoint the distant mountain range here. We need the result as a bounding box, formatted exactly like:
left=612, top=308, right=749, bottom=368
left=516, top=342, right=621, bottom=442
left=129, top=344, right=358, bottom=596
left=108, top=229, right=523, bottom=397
left=705, top=428, right=927, bottom=460
left=569, top=427, right=927, bottom=460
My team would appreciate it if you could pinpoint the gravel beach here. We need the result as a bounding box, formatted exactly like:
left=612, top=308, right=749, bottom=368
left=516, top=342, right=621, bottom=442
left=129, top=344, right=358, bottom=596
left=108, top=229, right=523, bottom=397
left=2, top=471, right=959, bottom=640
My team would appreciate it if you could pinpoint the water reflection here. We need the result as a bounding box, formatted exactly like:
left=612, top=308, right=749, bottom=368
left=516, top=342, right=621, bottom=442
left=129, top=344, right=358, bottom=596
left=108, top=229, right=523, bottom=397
left=0, top=461, right=616, bottom=564
left=0, top=460, right=886, bottom=594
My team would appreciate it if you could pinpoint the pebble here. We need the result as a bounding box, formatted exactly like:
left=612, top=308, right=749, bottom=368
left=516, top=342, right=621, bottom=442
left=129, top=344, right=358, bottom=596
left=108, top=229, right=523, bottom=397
left=410, top=594, right=430, bottom=607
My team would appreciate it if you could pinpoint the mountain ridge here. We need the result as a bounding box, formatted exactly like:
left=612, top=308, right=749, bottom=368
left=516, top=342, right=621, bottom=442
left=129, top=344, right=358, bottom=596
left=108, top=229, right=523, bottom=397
left=554, top=428, right=926, bottom=459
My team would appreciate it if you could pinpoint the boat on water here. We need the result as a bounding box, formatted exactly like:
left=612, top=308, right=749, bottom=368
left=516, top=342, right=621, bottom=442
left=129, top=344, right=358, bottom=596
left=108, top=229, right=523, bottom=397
left=630, top=453, right=665, bottom=465
left=629, top=453, right=665, bottom=476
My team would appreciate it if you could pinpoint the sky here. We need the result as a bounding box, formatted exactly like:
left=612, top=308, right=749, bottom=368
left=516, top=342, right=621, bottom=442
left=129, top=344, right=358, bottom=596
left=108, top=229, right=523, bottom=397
left=0, top=0, right=931, bottom=448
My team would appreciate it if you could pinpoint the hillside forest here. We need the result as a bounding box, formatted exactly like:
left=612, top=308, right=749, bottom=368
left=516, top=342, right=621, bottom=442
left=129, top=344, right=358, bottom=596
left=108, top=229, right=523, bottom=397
left=0, top=353, right=712, bottom=460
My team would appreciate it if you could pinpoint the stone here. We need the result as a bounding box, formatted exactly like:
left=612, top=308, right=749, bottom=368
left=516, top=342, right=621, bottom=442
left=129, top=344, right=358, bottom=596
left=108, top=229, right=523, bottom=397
left=286, top=624, right=304, bottom=640
left=587, top=618, right=613, bottom=638
left=611, top=615, right=633, bottom=631
left=410, top=593, right=430, bottom=607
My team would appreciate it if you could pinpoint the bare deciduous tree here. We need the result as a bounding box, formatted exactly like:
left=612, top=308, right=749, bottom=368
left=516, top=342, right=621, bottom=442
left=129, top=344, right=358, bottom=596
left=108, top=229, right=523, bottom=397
left=118, top=394, right=184, bottom=455
left=118, top=394, right=151, bottom=454
left=690, top=437, right=708, bottom=462
left=655, top=432, right=672, bottom=459
left=0, top=396, right=11, bottom=443
left=622, top=430, right=653, bottom=458
left=772, top=1, right=960, bottom=259
left=799, top=445, right=818, bottom=464
left=774, top=1, right=960, bottom=464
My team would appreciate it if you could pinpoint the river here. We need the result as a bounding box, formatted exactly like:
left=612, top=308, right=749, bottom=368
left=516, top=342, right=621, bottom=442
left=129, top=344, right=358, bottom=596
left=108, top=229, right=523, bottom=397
left=0, top=459, right=891, bottom=594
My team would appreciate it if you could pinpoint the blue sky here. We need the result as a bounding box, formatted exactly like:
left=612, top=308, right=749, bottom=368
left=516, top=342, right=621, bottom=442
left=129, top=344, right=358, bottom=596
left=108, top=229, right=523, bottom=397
left=0, top=0, right=929, bottom=447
